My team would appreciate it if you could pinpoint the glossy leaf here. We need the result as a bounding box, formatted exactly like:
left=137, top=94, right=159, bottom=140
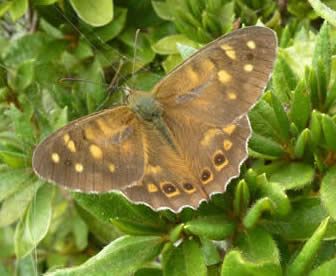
left=286, top=217, right=329, bottom=276
left=69, top=0, right=113, bottom=26
left=47, top=236, right=164, bottom=276
left=15, top=183, right=54, bottom=258
left=321, top=166, right=336, bottom=220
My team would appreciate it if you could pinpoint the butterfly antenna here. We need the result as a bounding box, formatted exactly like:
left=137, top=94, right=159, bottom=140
left=132, top=29, right=141, bottom=85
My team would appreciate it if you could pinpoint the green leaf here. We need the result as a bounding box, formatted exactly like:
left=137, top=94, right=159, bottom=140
left=0, top=226, right=15, bottom=259
left=310, top=258, right=336, bottom=276
left=69, top=0, right=113, bottom=27
left=221, top=227, right=281, bottom=276
left=308, top=0, right=336, bottom=27
left=15, top=183, right=54, bottom=258
left=0, top=179, right=44, bottom=227
left=0, top=168, right=32, bottom=201
left=243, top=198, right=275, bottom=228
left=256, top=174, right=291, bottom=216
left=33, top=0, right=58, bottom=5
left=0, top=2, right=13, bottom=18
left=9, top=59, right=35, bottom=91
left=184, top=215, right=236, bottom=240
left=286, top=217, right=329, bottom=276
left=177, top=43, right=197, bottom=60
left=294, top=128, right=311, bottom=158
left=72, top=192, right=167, bottom=234
left=5, top=104, right=35, bottom=147
left=249, top=98, right=286, bottom=143
left=269, top=163, right=314, bottom=190
left=310, top=110, right=322, bottom=145
left=162, top=54, right=183, bottom=73
left=199, top=237, right=221, bottom=266
left=94, top=7, right=128, bottom=42
left=162, top=239, right=207, bottom=276
left=233, top=179, right=250, bottom=216
left=151, top=0, right=175, bottom=21
left=321, top=114, right=336, bottom=151
left=134, top=268, right=162, bottom=276
left=273, top=52, right=298, bottom=104
left=289, top=80, right=311, bottom=131
left=263, top=197, right=336, bottom=240
left=248, top=133, right=286, bottom=158
left=10, top=0, right=28, bottom=21
left=321, top=166, right=336, bottom=220
left=270, top=92, right=290, bottom=142
left=152, top=34, right=199, bottom=55
left=47, top=236, right=164, bottom=276
left=0, top=150, right=28, bottom=168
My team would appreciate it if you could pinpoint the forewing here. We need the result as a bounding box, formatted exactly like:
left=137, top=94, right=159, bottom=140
left=33, top=106, right=145, bottom=192
left=152, top=26, right=277, bottom=126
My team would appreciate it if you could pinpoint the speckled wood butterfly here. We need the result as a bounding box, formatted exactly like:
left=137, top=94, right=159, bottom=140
left=32, top=26, right=277, bottom=212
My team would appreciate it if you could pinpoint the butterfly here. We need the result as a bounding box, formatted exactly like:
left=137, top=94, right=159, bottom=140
left=32, top=26, right=277, bottom=212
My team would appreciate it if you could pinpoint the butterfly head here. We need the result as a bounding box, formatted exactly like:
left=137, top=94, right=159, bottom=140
left=128, top=90, right=162, bottom=121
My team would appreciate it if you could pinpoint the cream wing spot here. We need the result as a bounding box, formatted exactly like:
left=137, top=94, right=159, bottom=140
left=220, top=44, right=236, bottom=60
left=89, top=144, right=103, bottom=160
left=222, top=124, right=236, bottom=135
left=147, top=183, right=158, bottom=193
left=51, top=153, right=60, bottom=163
left=201, top=129, right=219, bottom=146
left=217, top=70, right=232, bottom=83
left=109, top=164, right=115, bottom=173
left=63, top=134, right=70, bottom=144
left=227, top=91, right=237, bottom=100
left=223, top=139, right=233, bottom=151
left=186, top=66, right=198, bottom=83
left=67, top=140, right=76, bottom=152
left=201, top=59, right=215, bottom=71
left=244, top=64, right=254, bottom=72
left=247, top=40, right=256, bottom=49
left=75, top=163, right=84, bottom=173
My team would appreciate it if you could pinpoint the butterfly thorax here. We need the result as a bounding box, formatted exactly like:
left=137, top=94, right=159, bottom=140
left=128, top=90, right=162, bottom=122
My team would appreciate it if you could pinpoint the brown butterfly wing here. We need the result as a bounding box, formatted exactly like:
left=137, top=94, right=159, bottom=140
left=121, top=121, right=209, bottom=211
left=152, top=26, right=277, bottom=126
left=162, top=113, right=250, bottom=196
left=33, top=106, right=145, bottom=192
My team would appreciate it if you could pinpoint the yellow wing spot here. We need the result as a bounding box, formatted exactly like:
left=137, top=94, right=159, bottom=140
left=96, top=119, right=113, bottom=136
left=147, top=165, right=162, bottom=174
left=247, top=40, right=256, bottom=49
left=75, top=163, right=84, bottom=173
left=186, top=66, right=198, bottom=83
left=222, top=124, right=236, bottom=135
left=201, top=129, right=219, bottom=146
left=84, top=127, right=96, bottom=141
left=217, top=70, right=232, bottom=83
left=63, top=134, right=70, bottom=144
left=109, top=164, right=115, bottom=173
left=220, top=44, right=236, bottom=60
left=212, top=150, right=229, bottom=171
left=147, top=183, right=158, bottom=193
left=201, top=59, right=215, bottom=71
left=67, top=140, right=76, bottom=152
left=160, top=182, right=180, bottom=197
left=89, top=144, right=103, bottom=160
left=51, top=153, right=60, bottom=163
left=227, top=91, right=237, bottom=100
left=244, top=64, right=254, bottom=72
left=223, top=139, right=233, bottom=151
